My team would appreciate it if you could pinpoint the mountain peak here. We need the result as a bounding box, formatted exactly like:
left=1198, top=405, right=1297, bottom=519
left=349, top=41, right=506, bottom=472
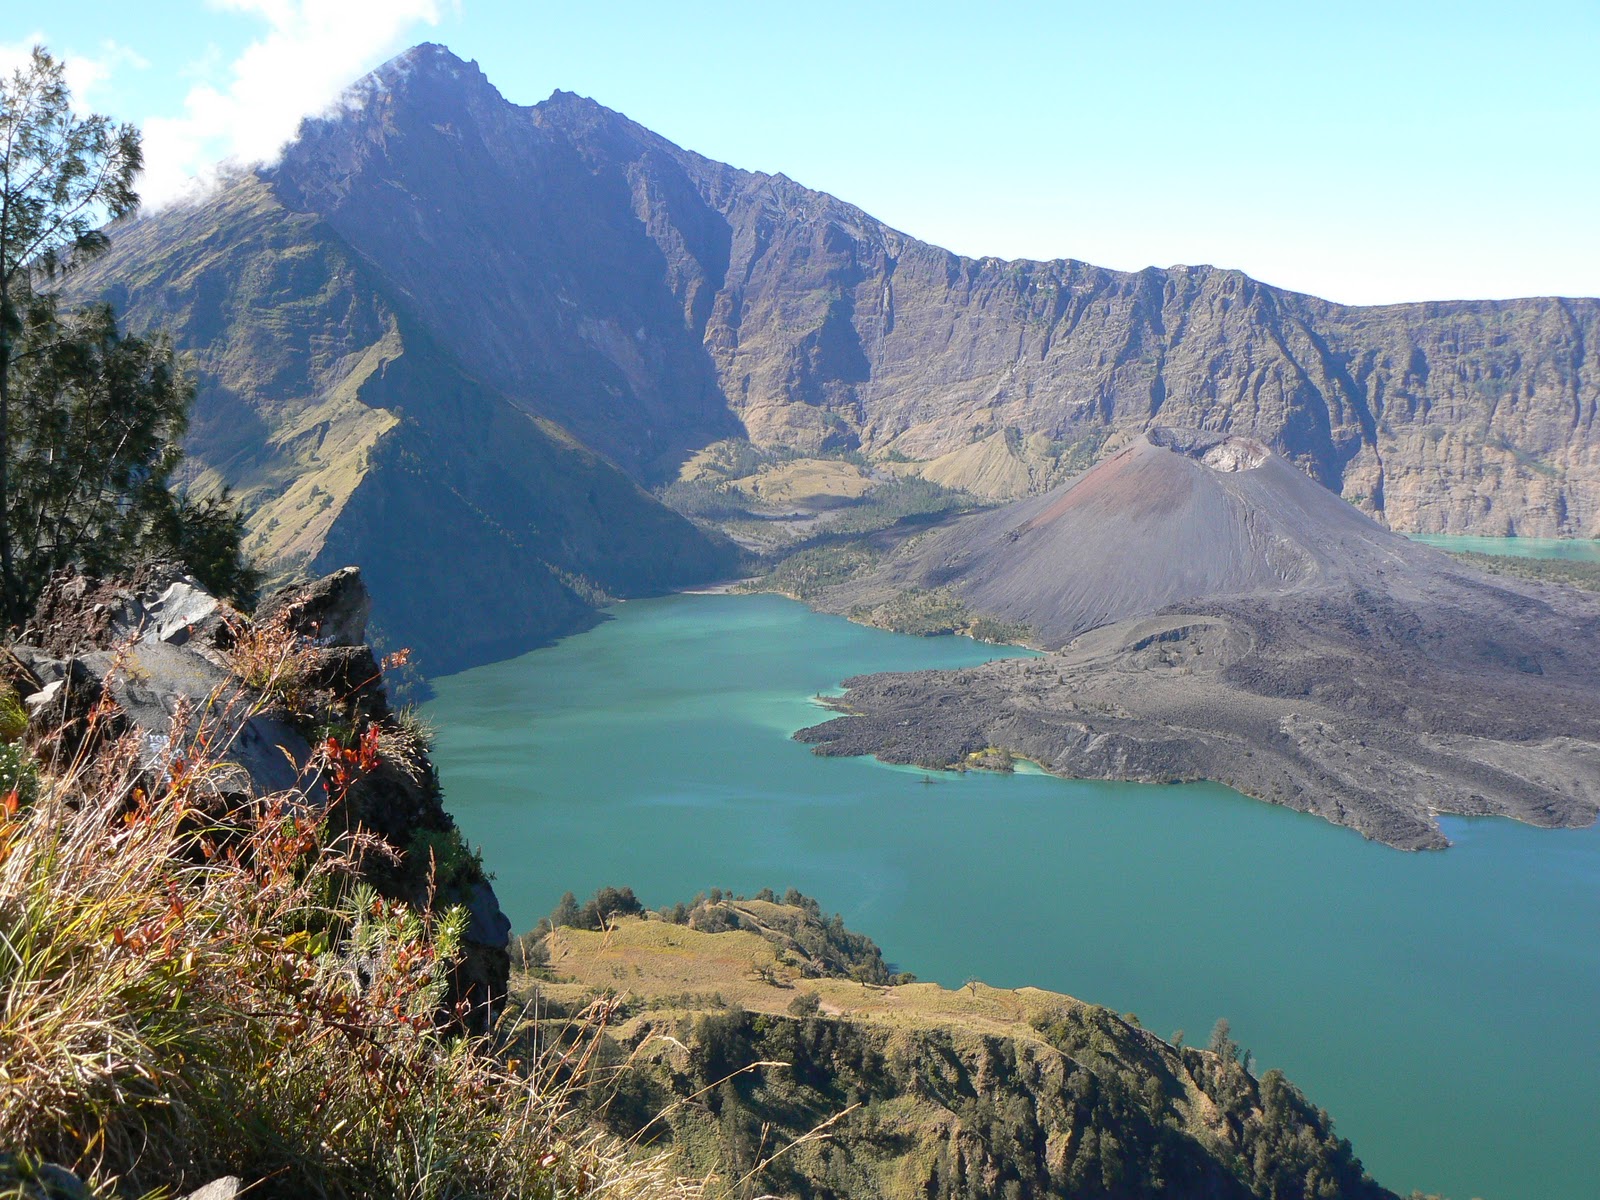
left=354, top=42, right=504, bottom=111
left=376, top=42, right=478, bottom=83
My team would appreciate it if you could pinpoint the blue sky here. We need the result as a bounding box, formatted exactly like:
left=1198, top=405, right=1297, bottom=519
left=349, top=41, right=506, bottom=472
left=6, top=0, right=1597, bottom=305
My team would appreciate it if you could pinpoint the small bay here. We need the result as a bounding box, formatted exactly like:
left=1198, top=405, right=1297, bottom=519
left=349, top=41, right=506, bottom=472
left=426, top=591, right=1600, bottom=1200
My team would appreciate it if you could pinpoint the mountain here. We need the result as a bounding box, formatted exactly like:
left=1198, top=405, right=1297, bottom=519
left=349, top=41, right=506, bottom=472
left=69, top=43, right=1600, bottom=666
left=829, top=428, right=1430, bottom=648
left=71, top=171, right=734, bottom=673
left=795, top=431, right=1600, bottom=848
left=278, top=43, right=1600, bottom=537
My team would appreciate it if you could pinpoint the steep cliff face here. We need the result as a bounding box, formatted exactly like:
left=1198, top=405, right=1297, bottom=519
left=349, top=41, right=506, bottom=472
left=274, top=45, right=1595, bottom=536
left=73, top=43, right=1600, bottom=669
left=661, top=132, right=1600, bottom=534
left=73, top=172, right=735, bottom=674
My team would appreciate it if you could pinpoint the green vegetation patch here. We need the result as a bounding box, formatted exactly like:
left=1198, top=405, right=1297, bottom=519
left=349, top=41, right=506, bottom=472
left=753, top=541, right=881, bottom=600
left=0, top=742, right=40, bottom=807
left=525, top=904, right=1398, bottom=1200
left=1450, top=551, right=1600, bottom=592
left=821, top=477, right=982, bottom=536
left=405, top=825, right=488, bottom=893
left=851, top=587, right=1033, bottom=644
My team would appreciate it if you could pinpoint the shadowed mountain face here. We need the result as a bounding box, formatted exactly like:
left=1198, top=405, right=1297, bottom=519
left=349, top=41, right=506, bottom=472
left=69, top=84, right=741, bottom=672
left=68, top=43, right=1600, bottom=665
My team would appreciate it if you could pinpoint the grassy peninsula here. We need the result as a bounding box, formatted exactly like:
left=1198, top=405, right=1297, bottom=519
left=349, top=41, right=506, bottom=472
left=515, top=891, right=1414, bottom=1200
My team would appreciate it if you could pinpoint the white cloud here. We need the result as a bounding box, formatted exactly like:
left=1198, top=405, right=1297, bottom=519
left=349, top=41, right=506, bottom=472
left=139, top=0, right=445, bottom=209
left=0, top=34, right=145, bottom=108
left=0, top=33, right=46, bottom=74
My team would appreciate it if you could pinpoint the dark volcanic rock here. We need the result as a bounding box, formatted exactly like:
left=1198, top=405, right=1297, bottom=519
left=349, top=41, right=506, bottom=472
left=795, top=433, right=1600, bottom=849
left=796, top=577, right=1600, bottom=851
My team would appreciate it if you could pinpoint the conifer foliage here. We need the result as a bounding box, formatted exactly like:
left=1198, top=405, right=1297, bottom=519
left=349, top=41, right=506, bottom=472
left=0, top=46, right=255, bottom=622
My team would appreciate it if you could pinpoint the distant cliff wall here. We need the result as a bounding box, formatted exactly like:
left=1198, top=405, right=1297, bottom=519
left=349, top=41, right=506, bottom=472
left=70, top=44, right=1600, bottom=674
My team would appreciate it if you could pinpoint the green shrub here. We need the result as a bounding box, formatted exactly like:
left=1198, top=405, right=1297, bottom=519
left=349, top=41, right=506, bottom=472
left=549, top=885, right=646, bottom=931
left=756, top=541, right=879, bottom=599
left=1449, top=550, right=1600, bottom=592
left=405, top=825, right=486, bottom=893
left=0, top=689, right=27, bottom=743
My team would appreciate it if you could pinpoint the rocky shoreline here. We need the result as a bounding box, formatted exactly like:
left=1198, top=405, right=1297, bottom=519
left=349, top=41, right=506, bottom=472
left=795, top=589, right=1600, bottom=850
left=783, top=432, right=1600, bottom=850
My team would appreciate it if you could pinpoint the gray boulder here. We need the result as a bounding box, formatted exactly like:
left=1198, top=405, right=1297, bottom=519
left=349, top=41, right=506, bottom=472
left=255, top=566, right=370, bottom=647
left=180, top=1177, right=242, bottom=1200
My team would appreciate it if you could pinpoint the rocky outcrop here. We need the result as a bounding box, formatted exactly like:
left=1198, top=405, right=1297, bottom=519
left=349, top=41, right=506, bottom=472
left=7, top=563, right=511, bottom=1018
left=255, top=566, right=371, bottom=646
left=15, top=564, right=320, bottom=800
left=65, top=45, right=1598, bottom=671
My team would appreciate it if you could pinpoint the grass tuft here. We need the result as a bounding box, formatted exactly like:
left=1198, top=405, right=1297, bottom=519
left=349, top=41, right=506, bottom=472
left=0, top=674, right=691, bottom=1199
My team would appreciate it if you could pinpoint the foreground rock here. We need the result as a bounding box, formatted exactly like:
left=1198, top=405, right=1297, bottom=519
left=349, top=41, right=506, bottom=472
left=5, top=563, right=511, bottom=1017
left=14, top=563, right=321, bottom=799
left=798, top=432, right=1600, bottom=849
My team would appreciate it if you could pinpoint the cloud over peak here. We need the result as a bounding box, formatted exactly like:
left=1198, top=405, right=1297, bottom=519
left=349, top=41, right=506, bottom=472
left=138, top=0, right=446, bottom=209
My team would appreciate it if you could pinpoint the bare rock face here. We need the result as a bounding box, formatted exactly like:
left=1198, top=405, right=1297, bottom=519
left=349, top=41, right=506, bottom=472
left=27, top=562, right=236, bottom=662
left=255, top=566, right=371, bottom=647
left=16, top=564, right=315, bottom=796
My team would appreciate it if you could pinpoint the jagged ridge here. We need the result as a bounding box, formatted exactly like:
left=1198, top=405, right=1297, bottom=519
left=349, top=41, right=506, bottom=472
left=69, top=42, right=1600, bottom=668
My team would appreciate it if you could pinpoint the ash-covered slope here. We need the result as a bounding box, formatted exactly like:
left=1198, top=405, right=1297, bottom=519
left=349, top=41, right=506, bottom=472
left=830, top=429, right=1431, bottom=647
left=799, top=437, right=1600, bottom=848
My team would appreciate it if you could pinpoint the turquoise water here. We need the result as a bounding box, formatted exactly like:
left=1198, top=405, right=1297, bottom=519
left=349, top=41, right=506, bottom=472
left=426, top=593, right=1600, bottom=1200
left=1409, top=533, right=1600, bottom=562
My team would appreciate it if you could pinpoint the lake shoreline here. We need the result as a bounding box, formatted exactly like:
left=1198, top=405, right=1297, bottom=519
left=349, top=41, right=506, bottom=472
left=424, top=591, right=1600, bottom=1200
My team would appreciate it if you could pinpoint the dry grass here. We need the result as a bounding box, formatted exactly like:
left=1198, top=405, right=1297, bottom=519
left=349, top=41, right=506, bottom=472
left=728, top=460, right=875, bottom=507
left=224, top=606, right=323, bottom=709
left=539, top=917, right=1086, bottom=1044
left=0, top=677, right=690, bottom=1199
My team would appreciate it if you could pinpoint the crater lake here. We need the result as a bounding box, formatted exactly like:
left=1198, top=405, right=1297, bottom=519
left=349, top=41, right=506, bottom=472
left=426, top=591, right=1600, bottom=1200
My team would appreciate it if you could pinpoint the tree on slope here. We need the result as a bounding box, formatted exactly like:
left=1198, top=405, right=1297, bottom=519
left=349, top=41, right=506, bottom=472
left=1, top=46, right=141, bottom=621
left=1, top=46, right=256, bottom=621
